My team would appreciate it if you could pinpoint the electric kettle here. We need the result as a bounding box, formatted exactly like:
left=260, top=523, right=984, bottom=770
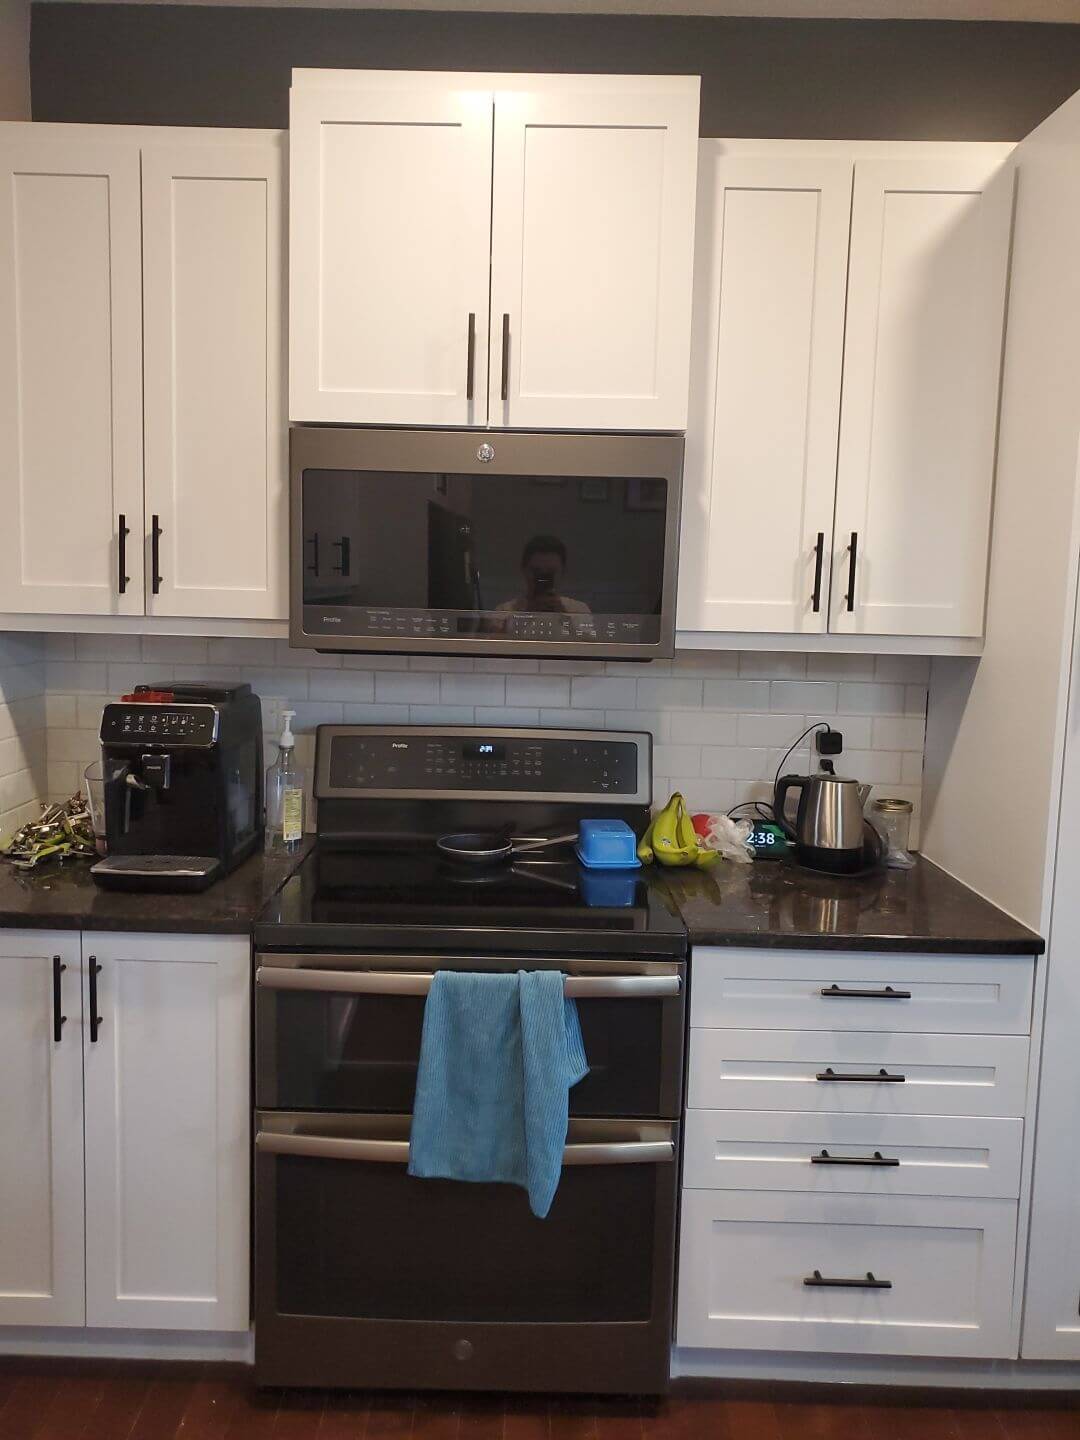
left=774, top=768, right=884, bottom=874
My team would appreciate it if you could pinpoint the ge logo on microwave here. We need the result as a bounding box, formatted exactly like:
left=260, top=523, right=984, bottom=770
left=477, top=443, right=495, bottom=464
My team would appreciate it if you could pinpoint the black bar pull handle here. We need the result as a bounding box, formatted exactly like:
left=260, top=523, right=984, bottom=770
left=306, top=532, right=320, bottom=577
left=118, top=514, right=130, bottom=596
left=52, top=955, right=67, bottom=1043
left=811, top=1150, right=900, bottom=1168
left=816, top=1067, right=906, bottom=1083
left=500, top=312, right=510, bottom=403
left=804, top=1270, right=892, bottom=1291
left=845, top=531, right=858, bottom=612
left=151, top=515, right=163, bottom=596
left=811, top=531, right=825, bottom=613
left=88, top=957, right=103, bottom=1043
left=821, top=984, right=912, bottom=1001
left=331, top=536, right=351, bottom=577
left=466, top=312, right=476, bottom=402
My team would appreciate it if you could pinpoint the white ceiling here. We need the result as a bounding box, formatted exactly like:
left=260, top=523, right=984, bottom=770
left=32, top=0, right=1080, bottom=16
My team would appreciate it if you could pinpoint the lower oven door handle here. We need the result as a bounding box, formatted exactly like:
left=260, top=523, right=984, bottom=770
left=255, top=1131, right=675, bottom=1167
left=255, top=967, right=681, bottom=999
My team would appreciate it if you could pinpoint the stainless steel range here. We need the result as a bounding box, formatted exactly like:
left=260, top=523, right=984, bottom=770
left=253, top=725, right=687, bottom=1394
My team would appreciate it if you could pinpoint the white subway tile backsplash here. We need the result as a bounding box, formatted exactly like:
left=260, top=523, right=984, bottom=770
left=18, top=634, right=928, bottom=846
left=667, top=711, right=737, bottom=745
left=653, top=745, right=701, bottom=777
left=872, top=714, right=928, bottom=751
left=506, top=675, right=570, bottom=707
left=837, top=682, right=906, bottom=716
left=637, top=677, right=702, bottom=709
left=307, top=671, right=376, bottom=702
left=440, top=674, right=506, bottom=706
left=570, top=676, right=636, bottom=709
left=769, top=681, right=838, bottom=714
left=374, top=673, right=440, bottom=705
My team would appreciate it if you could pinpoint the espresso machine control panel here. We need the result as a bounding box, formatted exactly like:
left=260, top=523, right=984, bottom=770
left=100, top=704, right=219, bottom=747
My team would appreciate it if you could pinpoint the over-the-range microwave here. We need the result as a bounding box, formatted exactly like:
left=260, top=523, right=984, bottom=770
left=289, top=427, right=683, bottom=661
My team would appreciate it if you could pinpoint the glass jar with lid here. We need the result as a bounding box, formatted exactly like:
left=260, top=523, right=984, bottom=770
left=871, top=797, right=914, bottom=869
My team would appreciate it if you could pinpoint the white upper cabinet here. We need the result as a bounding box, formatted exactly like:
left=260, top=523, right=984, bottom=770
left=288, top=70, right=700, bottom=431
left=677, top=152, right=852, bottom=633
left=0, top=932, right=84, bottom=1327
left=489, top=83, right=698, bottom=431
left=832, top=155, right=1015, bottom=638
left=0, top=130, right=144, bottom=616
left=289, top=85, right=494, bottom=427
left=142, top=135, right=287, bottom=619
left=679, top=140, right=1014, bottom=644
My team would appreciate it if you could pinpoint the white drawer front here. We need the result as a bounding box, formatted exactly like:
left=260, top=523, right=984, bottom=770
left=682, top=1111, right=1023, bottom=1198
left=688, top=1029, right=1029, bottom=1117
left=677, top=1190, right=1017, bottom=1357
left=690, top=949, right=1034, bottom=1035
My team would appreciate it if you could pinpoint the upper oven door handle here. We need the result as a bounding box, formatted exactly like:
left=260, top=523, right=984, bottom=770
left=255, top=1130, right=675, bottom=1167
left=254, top=967, right=681, bottom=999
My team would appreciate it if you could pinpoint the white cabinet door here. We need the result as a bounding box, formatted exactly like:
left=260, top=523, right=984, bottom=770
left=832, top=155, right=1014, bottom=638
left=289, top=86, right=493, bottom=426
left=490, top=84, right=698, bottom=431
left=83, top=932, right=250, bottom=1331
left=0, top=128, right=144, bottom=615
left=0, top=931, right=84, bottom=1326
left=677, top=152, right=851, bottom=633
left=142, top=135, right=287, bottom=620
left=677, top=1190, right=1018, bottom=1358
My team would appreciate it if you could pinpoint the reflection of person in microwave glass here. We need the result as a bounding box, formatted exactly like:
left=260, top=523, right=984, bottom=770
left=496, top=535, right=592, bottom=616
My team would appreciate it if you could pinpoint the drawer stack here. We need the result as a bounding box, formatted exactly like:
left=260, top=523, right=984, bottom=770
left=676, top=949, right=1034, bottom=1359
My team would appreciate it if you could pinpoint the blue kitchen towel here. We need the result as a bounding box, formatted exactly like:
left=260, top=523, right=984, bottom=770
left=407, top=969, right=589, bottom=1218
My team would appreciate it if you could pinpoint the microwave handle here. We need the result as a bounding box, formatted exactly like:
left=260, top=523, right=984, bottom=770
left=255, top=966, right=680, bottom=999
left=255, top=1130, right=674, bottom=1167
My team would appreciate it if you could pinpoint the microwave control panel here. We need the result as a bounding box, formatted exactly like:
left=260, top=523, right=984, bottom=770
left=304, top=607, right=658, bottom=646
left=323, top=729, right=647, bottom=799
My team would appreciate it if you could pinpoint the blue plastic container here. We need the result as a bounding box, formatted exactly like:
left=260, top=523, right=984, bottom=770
left=575, top=818, right=641, bottom=870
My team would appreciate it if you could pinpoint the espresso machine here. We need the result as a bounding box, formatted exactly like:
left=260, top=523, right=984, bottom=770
left=91, top=682, right=264, bottom=892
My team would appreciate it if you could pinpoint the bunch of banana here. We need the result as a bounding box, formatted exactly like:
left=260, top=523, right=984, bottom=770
left=637, top=792, right=719, bottom=870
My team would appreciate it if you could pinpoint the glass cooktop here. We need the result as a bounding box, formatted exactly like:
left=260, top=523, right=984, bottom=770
left=256, top=847, right=687, bottom=957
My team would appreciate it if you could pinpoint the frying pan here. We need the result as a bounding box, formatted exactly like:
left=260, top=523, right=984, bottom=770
left=436, top=828, right=578, bottom=866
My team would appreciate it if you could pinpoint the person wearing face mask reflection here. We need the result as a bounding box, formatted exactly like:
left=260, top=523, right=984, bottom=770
left=495, top=534, right=592, bottom=618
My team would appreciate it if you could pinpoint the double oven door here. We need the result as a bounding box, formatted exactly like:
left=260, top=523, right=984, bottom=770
left=253, top=948, right=685, bottom=1393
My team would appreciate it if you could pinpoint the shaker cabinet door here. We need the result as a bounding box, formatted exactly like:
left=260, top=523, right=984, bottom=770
left=0, top=931, right=84, bottom=1327
left=289, top=86, right=493, bottom=426
left=0, top=129, right=144, bottom=615
left=82, top=932, right=251, bottom=1331
left=489, top=85, right=699, bottom=432
left=677, top=152, right=852, bottom=633
left=142, top=135, right=287, bottom=620
left=832, top=154, right=1014, bottom=638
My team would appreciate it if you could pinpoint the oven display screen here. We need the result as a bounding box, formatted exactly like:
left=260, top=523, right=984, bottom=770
left=463, top=743, right=505, bottom=760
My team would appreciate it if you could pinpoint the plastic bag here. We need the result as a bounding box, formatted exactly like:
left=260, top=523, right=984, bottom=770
left=691, top=812, right=754, bottom=864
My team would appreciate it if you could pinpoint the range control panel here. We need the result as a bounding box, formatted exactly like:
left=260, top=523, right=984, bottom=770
left=322, top=728, right=647, bottom=800
left=100, top=704, right=218, bottom=747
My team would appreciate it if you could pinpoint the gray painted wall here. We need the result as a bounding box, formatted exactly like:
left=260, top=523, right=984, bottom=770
left=30, top=5, right=1080, bottom=138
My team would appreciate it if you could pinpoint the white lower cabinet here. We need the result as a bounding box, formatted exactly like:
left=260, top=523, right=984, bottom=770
left=677, top=1190, right=1017, bottom=1358
left=677, top=945, right=1035, bottom=1362
left=83, top=932, right=250, bottom=1331
left=0, top=932, right=85, bottom=1326
left=0, top=928, right=250, bottom=1336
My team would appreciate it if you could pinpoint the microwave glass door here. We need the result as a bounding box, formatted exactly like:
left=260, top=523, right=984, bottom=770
left=300, top=469, right=670, bottom=648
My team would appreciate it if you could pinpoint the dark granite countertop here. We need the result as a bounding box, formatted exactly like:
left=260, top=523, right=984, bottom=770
left=0, top=840, right=312, bottom=934
left=658, top=855, right=1044, bottom=955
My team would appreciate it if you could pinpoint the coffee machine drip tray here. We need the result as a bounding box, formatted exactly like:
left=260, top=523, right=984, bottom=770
left=91, top=855, right=223, bottom=893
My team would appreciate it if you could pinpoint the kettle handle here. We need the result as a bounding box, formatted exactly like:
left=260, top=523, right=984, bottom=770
left=773, top=774, right=806, bottom=842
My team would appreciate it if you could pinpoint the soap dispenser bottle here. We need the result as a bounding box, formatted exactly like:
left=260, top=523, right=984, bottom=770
left=265, top=710, right=307, bottom=853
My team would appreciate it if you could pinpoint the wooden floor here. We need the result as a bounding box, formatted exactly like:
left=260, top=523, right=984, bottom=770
left=1, top=1363, right=1079, bottom=1440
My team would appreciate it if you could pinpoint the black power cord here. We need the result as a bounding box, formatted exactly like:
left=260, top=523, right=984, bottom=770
left=727, top=722, right=835, bottom=823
